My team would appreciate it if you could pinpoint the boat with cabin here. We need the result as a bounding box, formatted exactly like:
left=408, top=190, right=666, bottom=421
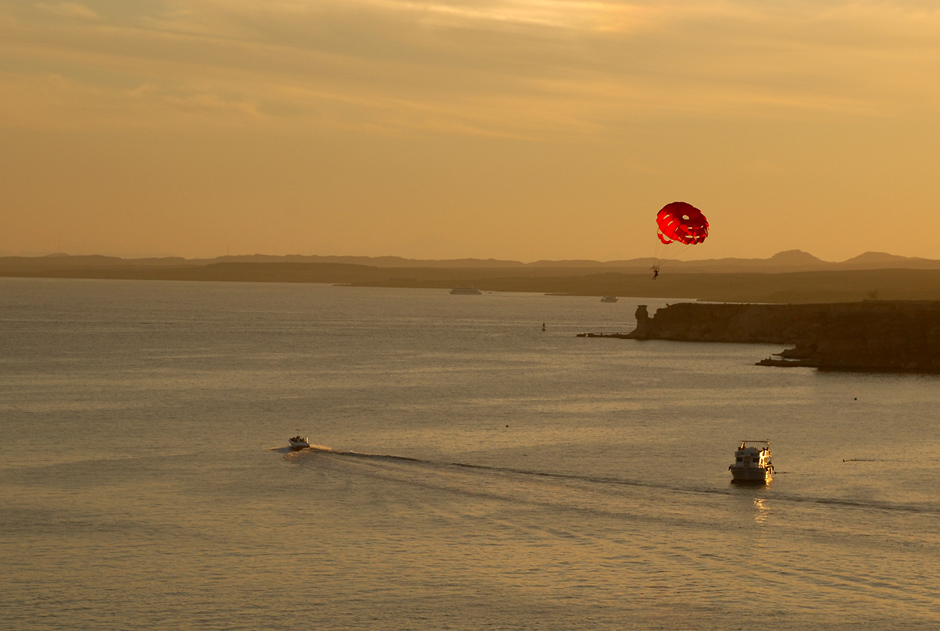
left=729, top=440, right=773, bottom=483
left=600, top=295, right=618, bottom=303
left=289, top=435, right=310, bottom=449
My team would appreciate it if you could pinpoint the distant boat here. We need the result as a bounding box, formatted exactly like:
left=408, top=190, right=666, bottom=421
left=289, top=435, right=310, bottom=449
left=450, top=287, right=482, bottom=295
left=600, top=295, right=618, bottom=303
left=729, top=440, right=774, bottom=483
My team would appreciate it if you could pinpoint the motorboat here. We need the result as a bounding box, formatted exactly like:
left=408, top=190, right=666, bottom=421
left=600, top=295, right=618, bottom=303
left=289, top=435, right=310, bottom=449
left=450, top=287, right=482, bottom=295
left=729, top=440, right=773, bottom=483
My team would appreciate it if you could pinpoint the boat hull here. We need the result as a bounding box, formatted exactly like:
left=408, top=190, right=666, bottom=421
left=729, top=466, right=772, bottom=483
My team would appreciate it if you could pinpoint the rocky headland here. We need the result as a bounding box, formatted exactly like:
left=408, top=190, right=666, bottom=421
left=627, top=301, right=940, bottom=372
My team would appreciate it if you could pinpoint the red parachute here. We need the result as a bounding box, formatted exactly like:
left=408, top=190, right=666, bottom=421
left=656, top=202, right=709, bottom=245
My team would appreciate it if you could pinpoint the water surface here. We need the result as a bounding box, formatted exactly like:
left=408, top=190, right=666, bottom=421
left=1, top=278, right=938, bottom=629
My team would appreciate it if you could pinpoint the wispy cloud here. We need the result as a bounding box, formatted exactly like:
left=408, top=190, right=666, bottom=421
left=37, top=2, right=99, bottom=19
left=359, top=0, right=655, bottom=31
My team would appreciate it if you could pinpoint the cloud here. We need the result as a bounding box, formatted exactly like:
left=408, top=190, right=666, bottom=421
left=358, top=0, right=654, bottom=31
left=0, top=71, right=262, bottom=131
left=1, top=0, right=940, bottom=135
left=37, top=2, right=99, bottom=19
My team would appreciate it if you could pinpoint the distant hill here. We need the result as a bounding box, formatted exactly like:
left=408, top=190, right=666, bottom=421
left=838, top=251, right=940, bottom=268
left=768, top=249, right=824, bottom=265
left=844, top=251, right=905, bottom=265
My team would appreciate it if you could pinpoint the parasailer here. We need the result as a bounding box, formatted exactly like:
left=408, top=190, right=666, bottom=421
left=652, top=201, right=708, bottom=277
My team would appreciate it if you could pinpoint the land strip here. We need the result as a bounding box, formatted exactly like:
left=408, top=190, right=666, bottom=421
left=7, top=256, right=940, bottom=303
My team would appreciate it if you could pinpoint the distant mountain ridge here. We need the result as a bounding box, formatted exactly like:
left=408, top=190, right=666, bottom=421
left=8, top=251, right=940, bottom=303
left=3, top=250, right=940, bottom=273
left=206, top=250, right=940, bottom=272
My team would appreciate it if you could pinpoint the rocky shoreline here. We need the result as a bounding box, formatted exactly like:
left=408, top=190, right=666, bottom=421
left=625, top=301, right=940, bottom=372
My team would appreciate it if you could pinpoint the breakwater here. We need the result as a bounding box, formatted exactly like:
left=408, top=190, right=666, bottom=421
left=626, top=301, right=940, bottom=372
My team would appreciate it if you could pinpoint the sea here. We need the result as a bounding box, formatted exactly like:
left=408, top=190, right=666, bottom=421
left=1, top=278, right=938, bottom=630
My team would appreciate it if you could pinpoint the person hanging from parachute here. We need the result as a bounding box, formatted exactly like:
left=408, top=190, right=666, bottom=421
left=652, top=201, right=709, bottom=278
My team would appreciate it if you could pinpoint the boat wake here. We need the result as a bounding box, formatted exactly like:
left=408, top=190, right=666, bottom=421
left=285, top=445, right=667, bottom=489
left=278, top=445, right=940, bottom=516
left=279, top=444, right=422, bottom=463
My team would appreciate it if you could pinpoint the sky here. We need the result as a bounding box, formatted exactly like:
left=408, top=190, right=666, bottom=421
left=1, top=0, right=939, bottom=262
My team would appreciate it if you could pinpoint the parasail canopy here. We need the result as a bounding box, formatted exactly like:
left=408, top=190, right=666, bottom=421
left=656, top=202, right=709, bottom=245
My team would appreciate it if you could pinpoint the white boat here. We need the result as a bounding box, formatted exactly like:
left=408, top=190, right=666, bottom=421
left=729, top=440, right=774, bottom=483
left=600, top=295, right=618, bottom=303
left=450, top=287, right=482, bottom=295
left=289, top=435, right=310, bottom=449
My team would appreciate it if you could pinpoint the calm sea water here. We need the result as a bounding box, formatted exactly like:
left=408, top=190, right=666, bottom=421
left=1, top=278, right=938, bottom=630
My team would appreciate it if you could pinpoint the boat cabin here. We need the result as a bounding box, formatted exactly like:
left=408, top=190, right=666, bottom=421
left=734, top=441, right=772, bottom=469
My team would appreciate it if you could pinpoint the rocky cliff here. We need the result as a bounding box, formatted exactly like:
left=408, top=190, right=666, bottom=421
left=627, top=301, right=940, bottom=372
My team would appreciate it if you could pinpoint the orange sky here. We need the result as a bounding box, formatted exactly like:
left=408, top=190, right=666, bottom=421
left=2, top=1, right=939, bottom=261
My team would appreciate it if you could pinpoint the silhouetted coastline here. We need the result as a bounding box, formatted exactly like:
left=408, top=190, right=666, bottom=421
left=627, top=302, right=940, bottom=372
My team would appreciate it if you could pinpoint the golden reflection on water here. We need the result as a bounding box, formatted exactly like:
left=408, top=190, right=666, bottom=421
left=753, top=497, right=770, bottom=525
